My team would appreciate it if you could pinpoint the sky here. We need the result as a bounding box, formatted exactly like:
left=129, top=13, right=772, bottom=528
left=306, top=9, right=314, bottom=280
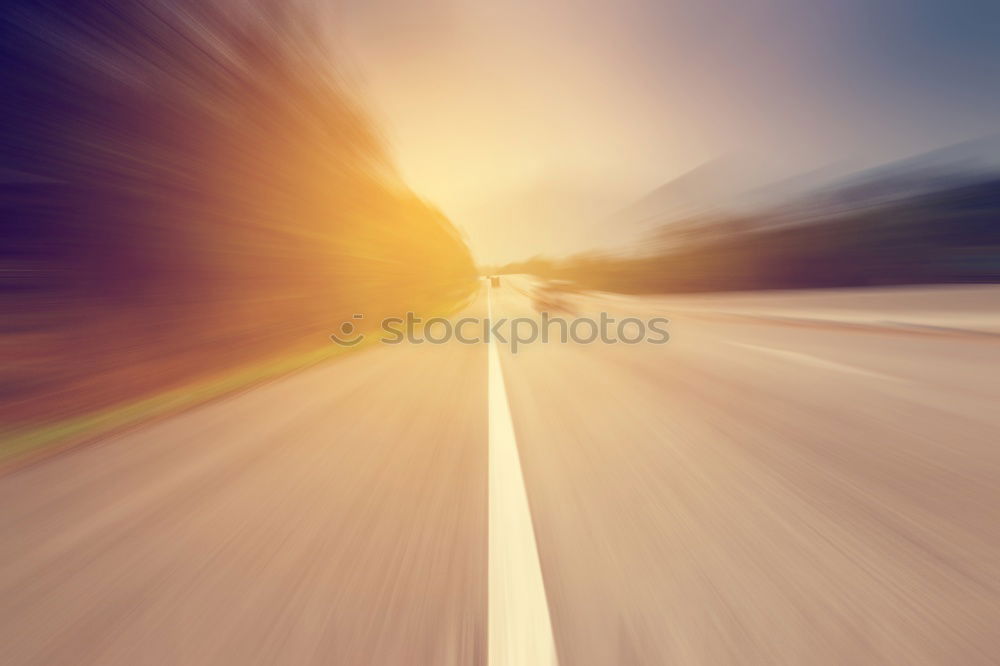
left=333, top=0, right=1000, bottom=264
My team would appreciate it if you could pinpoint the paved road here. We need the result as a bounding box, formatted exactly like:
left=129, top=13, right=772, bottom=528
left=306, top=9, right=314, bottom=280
left=2, top=281, right=999, bottom=664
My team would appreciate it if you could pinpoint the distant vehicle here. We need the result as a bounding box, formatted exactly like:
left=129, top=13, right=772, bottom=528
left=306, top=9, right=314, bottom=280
left=490, top=276, right=501, bottom=288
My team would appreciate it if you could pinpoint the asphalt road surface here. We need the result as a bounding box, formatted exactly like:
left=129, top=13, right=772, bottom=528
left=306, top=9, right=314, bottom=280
left=2, top=280, right=999, bottom=665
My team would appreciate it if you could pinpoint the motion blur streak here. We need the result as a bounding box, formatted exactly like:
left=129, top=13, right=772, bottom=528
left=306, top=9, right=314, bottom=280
left=0, top=335, right=489, bottom=664
left=492, top=277, right=1000, bottom=665
left=2, top=280, right=999, bottom=664
left=0, top=0, right=476, bottom=438
left=3, top=0, right=1000, bottom=665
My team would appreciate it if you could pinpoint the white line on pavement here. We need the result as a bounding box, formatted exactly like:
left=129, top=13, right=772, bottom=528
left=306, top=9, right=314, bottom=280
left=487, top=286, right=559, bottom=666
left=729, top=342, right=903, bottom=382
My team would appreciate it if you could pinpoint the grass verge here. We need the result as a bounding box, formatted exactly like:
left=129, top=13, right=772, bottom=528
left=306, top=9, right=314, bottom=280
left=1, top=284, right=482, bottom=466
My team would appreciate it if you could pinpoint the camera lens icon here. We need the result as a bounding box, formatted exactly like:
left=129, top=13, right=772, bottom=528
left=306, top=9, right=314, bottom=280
left=330, top=314, right=366, bottom=346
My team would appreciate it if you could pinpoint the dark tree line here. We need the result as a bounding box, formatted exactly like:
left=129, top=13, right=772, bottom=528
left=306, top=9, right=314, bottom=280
left=1, top=0, right=476, bottom=425
left=497, top=178, right=1000, bottom=293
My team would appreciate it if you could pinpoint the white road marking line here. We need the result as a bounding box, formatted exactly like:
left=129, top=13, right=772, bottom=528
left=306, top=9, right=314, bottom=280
left=487, top=287, right=559, bottom=666
left=728, top=342, right=903, bottom=382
